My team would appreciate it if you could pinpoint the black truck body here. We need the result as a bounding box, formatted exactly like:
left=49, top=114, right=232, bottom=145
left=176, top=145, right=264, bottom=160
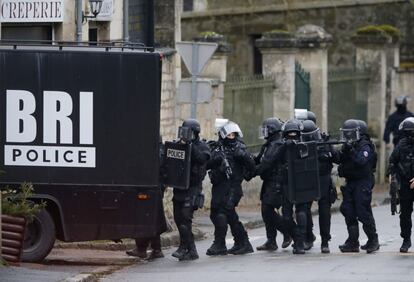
left=0, top=44, right=163, bottom=261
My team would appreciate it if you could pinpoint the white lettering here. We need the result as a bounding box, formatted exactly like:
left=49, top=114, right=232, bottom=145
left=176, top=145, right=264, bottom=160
left=6, top=90, right=37, bottom=143
left=79, top=92, right=93, bottom=144
left=0, top=0, right=64, bottom=23
left=167, top=149, right=185, bottom=160
left=5, top=145, right=96, bottom=167
left=43, top=91, right=73, bottom=144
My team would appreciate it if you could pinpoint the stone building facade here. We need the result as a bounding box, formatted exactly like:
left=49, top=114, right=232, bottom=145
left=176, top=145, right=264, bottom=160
left=0, top=0, right=124, bottom=42
left=182, top=0, right=414, bottom=75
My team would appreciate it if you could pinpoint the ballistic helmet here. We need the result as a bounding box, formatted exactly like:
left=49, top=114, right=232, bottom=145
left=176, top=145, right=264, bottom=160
left=399, top=117, right=414, bottom=131
left=219, top=121, right=243, bottom=139
left=395, top=95, right=408, bottom=107
left=340, top=119, right=361, bottom=142
left=356, top=120, right=368, bottom=135
left=259, top=117, right=283, bottom=139
left=282, top=119, right=303, bottom=139
left=301, top=120, right=321, bottom=142
left=307, top=111, right=317, bottom=123
left=178, top=119, right=200, bottom=141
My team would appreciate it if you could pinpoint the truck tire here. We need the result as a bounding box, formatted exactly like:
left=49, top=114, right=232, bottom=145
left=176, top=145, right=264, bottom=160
left=22, top=208, right=56, bottom=262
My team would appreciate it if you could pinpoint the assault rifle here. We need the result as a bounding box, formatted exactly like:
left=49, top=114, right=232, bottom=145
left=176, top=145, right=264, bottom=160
left=207, top=140, right=233, bottom=179
left=390, top=174, right=400, bottom=215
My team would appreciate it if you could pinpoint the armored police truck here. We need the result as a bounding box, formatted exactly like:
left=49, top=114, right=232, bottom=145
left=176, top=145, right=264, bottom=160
left=0, top=42, right=163, bottom=262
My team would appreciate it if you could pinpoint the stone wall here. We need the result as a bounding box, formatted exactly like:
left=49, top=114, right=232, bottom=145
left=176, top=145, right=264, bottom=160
left=395, top=69, right=414, bottom=101
left=181, top=0, right=414, bottom=75
left=160, top=52, right=179, bottom=141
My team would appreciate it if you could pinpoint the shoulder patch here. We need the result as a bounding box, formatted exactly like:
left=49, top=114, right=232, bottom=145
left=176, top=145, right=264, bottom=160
left=363, top=151, right=369, bottom=157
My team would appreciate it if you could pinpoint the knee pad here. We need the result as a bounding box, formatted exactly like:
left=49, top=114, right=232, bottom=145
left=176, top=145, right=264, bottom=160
left=216, top=213, right=228, bottom=227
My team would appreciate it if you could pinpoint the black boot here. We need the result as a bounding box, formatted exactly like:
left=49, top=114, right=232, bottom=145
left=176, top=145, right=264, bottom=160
left=172, top=245, right=187, bottom=259
left=304, top=233, right=316, bottom=251
left=363, top=224, right=380, bottom=254
left=173, top=225, right=190, bottom=260
left=282, top=235, right=293, bottom=249
left=365, top=234, right=380, bottom=254
left=147, top=249, right=164, bottom=260
left=321, top=240, right=330, bottom=254
left=292, top=240, right=305, bottom=254
left=126, top=247, right=147, bottom=259
left=339, top=225, right=360, bottom=253
left=360, top=241, right=368, bottom=250
left=256, top=239, right=278, bottom=251
left=180, top=242, right=199, bottom=261
left=206, top=240, right=227, bottom=256
left=232, top=238, right=254, bottom=255
left=400, top=238, right=411, bottom=253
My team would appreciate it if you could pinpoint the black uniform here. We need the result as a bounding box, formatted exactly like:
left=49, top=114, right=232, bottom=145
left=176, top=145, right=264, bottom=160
left=207, top=138, right=256, bottom=255
left=255, top=136, right=291, bottom=249
left=270, top=141, right=309, bottom=254
left=172, top=137, right=210, bottom=259
left=383, top=104, right=414, bottom=146
left=338, top=120, right=379, bottom=253
left=389, top=136, right=414, bottom=252
left=306, top=141, right=338, bottom=251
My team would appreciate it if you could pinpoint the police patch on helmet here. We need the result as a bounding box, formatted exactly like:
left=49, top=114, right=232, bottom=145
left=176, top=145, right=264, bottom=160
left=363, top=151, right=369, bottom=157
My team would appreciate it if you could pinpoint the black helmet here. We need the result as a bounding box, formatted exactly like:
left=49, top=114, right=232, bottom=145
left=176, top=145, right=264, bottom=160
left=356, top=120, right=368, bottom=135
left=395, top=95, right=408, bottom=107
left=399, top=117, right=414, bottom=131
left=340, top=119, right=361, bottom=142
left=178, top=119, right=200, bottom=141
left=307, top=111, right=316, bottom=123
left=259, top=117, right=283, bottom=139
left=301, top=120, right=321, bottom=142
left=282, top=119, right=303, bottom=139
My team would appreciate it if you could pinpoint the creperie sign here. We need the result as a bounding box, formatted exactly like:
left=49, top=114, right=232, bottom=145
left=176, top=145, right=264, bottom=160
left=1, top=0, right=64, bottom=23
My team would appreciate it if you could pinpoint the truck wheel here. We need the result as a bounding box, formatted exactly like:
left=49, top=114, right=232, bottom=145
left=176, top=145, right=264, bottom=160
left=22, top=208, right=56, bottom=262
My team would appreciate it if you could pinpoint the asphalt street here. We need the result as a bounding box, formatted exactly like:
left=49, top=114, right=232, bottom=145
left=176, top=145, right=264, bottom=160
left=102, top=204, right=414, bottom=282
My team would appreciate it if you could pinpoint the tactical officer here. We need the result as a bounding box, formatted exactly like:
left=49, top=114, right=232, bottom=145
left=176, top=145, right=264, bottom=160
left=206, top=121, right=256, bottom=256
left=126, top=136, right=167, bottom=260
left=269, top=119, right=309, bottom=254
left=388, top=117, right=414, bottom=252
left=301, top=120, right=338, bottom=253
left=172, top=119, right=211, bottom=261
left=383, top=95, right=414, bottom=146
left=337, top=119, right=379, bottom=253
left=254, top=118, right=292, bottom=251
left=294, top=110, right=318, bottom=250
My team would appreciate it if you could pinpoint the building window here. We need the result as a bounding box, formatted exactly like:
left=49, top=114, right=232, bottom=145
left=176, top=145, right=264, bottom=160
left=89, top=28, right=98, bottom=45
left=2, top=24, right=52, bottom=42
left=251, top=34, right=262, bottom=75
left=183, top=0, right=193, bottom=11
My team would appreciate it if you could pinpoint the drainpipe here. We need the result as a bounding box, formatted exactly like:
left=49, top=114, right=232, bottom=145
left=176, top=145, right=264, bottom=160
left=123, top=0, right=129, bottom=42
left=76, top=0, right=83, bottom=43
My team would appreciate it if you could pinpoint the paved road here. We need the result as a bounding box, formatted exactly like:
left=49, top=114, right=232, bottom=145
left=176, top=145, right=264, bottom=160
left=102, top=205, right=414, bottom=282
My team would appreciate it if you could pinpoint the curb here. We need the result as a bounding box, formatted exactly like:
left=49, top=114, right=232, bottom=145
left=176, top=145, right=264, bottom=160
left=63, top=265, right=123, bottom=282
left=54, top=228, right=206, bottom=252
left=55, top=195, right=390, bottom=251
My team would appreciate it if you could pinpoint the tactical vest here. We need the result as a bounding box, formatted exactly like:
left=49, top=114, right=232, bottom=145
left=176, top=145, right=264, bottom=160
left=339, top=137, right=377, bottom=180
left=396, top=138, right=414, bottom=180
left=258, top=140, right=282, bottom=183
left=317, top=144, right=334, bottom=176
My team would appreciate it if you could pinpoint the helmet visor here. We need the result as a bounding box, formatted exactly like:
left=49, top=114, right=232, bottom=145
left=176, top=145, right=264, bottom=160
left=258, top=126, right=269, bottom=139
left=214, top=118, right=229, bottom=133
left=177, top=126, right=194, bottom=142
left=301, top=128, right=321, bottom=142
left=340, top=128, right=360, bottom=142
left=219, top=122, right=243, bottom=139
left=294, top=109, right=308, bottom=121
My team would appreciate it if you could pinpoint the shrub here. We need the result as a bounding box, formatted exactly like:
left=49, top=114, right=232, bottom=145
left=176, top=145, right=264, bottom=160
left=2, top=182, right=46, bottom=222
